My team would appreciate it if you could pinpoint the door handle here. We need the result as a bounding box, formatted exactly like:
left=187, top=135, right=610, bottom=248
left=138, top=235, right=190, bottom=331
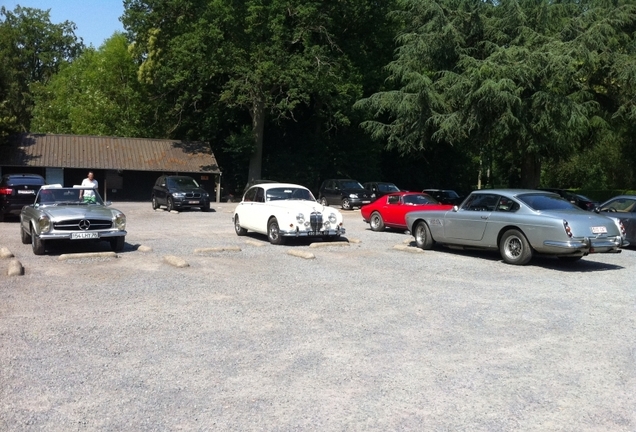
left=481, top=216, right=489, bottom=220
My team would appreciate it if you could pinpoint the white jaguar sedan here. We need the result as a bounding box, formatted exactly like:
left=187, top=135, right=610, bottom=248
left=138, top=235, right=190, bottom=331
left=232, top=183, right=346, bottom=244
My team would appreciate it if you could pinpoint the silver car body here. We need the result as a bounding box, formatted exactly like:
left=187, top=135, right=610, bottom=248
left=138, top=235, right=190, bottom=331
left=596, top=195, right=636, bottom=245
left=405, top=189, right=628, bottom=264
left=233, top=183, right=345, bottom=244
left=20, top=184, right=127, bottom=255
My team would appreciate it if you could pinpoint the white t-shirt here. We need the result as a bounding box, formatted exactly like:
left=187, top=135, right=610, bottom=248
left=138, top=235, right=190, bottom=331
left=81, top=178, right=98, bottom=197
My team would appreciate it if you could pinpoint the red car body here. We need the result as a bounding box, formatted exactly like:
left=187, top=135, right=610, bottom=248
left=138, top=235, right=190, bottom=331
left=361, top=192, right=454, bottom=231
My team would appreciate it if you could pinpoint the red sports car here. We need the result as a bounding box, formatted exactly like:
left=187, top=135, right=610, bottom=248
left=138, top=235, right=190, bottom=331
left=361, top=192, right=454, bottom=231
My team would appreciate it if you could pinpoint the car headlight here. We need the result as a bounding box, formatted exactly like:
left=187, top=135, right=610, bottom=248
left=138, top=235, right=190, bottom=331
left=172, top=192, right=185, bottom=198
left=38, top=215, right=51, bottom=233
left=349, top=194, right=358, bottom=199
left=115, top=213, right=126, bottom=230
left=323, top=221, right=331, bottom=229
left=296, top=213, right=305, bottom=224
left=328, top=213, right=337, bottom=224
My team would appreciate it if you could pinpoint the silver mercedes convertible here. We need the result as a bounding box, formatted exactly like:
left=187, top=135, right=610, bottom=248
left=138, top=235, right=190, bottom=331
left=20, top=185, right=127, bottom=255
left=405, top=189, right=628, bottom=265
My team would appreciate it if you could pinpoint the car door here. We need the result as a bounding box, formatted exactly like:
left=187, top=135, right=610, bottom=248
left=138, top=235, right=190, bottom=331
left=383, top=195, right=404, bottom=226
left=237, top=187, right=259, bottom=230
left=154, top=176, right=167, bottom=205
left=324, top=180, right=338, bottom=205
left=600, top=197, right=636, bottom=243
left=443, top=193, right=500, bottom=242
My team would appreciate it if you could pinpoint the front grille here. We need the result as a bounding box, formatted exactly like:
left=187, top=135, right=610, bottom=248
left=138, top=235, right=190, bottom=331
left=310, top=212, right=323, bottom=231
left=54, top=219, right=113, bottom=231
left=185, top=192, right=201, bottom=198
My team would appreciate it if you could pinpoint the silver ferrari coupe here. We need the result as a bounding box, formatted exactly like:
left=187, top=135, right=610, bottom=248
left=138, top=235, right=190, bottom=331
left=20, top=184, right=127, bottom=255
left=405, top=189, right=628, bottom=265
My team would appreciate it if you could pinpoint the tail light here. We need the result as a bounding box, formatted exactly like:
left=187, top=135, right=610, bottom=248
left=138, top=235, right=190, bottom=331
left=563, top=220, right=573, bottom=238
left=618, top=220, right=626, bottom=236
left=0, top=187, right=12, bottom=195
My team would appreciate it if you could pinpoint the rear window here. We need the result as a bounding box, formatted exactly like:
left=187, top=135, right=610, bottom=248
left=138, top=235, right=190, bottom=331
left=518, top=193, right=579, bottom=211
left=6, top=175, right=45, bottom=186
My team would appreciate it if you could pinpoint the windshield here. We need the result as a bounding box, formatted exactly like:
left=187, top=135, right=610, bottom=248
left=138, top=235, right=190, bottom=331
left=403, top=194, right=438, bottom=205
left=168, top=177, right=200, bottom=188
left=266, top=187, right=315, bottom=202
left=517, top=193, right=580, bottom=211
left=378, top=183, right=400, bottom=193
left=442, top=190, right=459, bottom=199
left=340, top=181, right=364, bottom=189
left=36, top=188, right=105, bottom=206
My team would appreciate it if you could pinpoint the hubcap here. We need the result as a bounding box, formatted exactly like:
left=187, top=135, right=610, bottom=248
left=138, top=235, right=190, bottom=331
left=505, top=237, right=522, bottom=258
left=270, top=224, right=279, bottom=240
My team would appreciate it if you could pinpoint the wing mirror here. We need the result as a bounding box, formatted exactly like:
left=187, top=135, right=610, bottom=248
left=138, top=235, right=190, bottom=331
left=453, top=205, right=459, bottom=212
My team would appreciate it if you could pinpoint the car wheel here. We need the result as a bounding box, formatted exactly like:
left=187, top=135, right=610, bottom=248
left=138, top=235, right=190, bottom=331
left=166, top=196, right=175, bottom=212
left=152, top=195, right=159, bottom=210
left=370, top=212, right=385, bottom=232
left=557, top=255, right=583, bottom=263
left=341, top=198, right=351, bottom=210
left=320, top=197, right=328, bottom=206
left=499, top=229, right=533, bottom=265
left=414, top=221, right=434, bottom=250
left=201, top=203, right=210, bottom=212
left=267, top=218, right=285, bottom=245
left=21, top=224, right=32, bottom=244
left=31, top=225, right=45, bottom=255
left=110, top=236, right=125, bottom=252
left=234, top=215, right=247, bottom=236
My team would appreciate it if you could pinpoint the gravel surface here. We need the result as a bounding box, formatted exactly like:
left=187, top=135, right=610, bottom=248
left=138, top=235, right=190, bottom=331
left=1, top=201, right=635, bottom=431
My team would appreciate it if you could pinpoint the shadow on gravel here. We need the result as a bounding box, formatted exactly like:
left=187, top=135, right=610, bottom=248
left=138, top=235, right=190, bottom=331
left=243, top=232, right=349, bottom=247
left=38, top=239, right=134, bottom=256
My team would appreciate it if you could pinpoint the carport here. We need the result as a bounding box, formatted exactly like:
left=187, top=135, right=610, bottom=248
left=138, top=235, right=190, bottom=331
left=0, top=133, right=222, bottom=202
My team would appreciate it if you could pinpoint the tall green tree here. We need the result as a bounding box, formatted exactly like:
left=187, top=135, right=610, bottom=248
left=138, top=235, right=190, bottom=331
left=122, top=0, right=374, bottom=182
left=0, top=6, right=83, bottom=136
left=31, top=33, right=154, bottom=137
left=356, top=0, right=636, bottom=189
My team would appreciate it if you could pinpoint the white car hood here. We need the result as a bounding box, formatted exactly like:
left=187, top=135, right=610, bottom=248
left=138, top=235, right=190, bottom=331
left=266, top=200, right=335, bottom=215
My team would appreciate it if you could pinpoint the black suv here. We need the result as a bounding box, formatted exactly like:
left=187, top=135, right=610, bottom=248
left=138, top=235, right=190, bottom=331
left=0, top=173, right=47, bottom=221
left=539, top=188, right=598, bottom=211
left=363, top=182, right=400, bottom=201
left=422, top=189, right=464, bottom=206
left=151, top=175, right=210, bottom=212
left=318, top=179, right=372, bottom=210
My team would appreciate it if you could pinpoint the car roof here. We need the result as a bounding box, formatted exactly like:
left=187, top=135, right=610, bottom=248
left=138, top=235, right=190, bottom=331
left=470, top=189, right=556, bottom=197
left=248, top=182, right=310, bottom=190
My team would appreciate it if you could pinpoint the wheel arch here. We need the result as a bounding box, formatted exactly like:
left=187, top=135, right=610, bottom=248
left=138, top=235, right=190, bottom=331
left=497, top=225, right=529, bottom=247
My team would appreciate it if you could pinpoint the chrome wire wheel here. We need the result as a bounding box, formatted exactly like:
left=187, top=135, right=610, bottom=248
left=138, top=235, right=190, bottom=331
left=499, top=229, right=532, bottom=265
left=414, top=221, right=433, bottom=249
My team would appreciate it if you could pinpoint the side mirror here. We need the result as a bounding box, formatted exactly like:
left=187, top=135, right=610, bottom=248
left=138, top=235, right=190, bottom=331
left=104, top=201, right=112, bottom=206
left=594, top=207, right=600, bottom=214
left=452, top=205, right=459, bottom=212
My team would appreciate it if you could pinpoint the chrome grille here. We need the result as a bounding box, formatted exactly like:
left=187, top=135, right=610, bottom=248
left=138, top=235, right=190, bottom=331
left=54, top=219, right=113, bottom=231
left=310, top=212, right=323, bottom=231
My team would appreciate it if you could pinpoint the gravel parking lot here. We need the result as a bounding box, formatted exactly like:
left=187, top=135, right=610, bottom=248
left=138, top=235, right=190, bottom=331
left=1, top=201, right=635, bottom=431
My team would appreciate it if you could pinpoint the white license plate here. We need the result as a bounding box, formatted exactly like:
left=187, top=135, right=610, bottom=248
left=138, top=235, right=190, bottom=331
left=17, top=190, right=35, bottom=194
left=591, top=226, right=607, bottom=234
left=71, top=232, right=99, bottom=240
left=188, top=200, right=199, bottom=204
left=362, top=201, right=371, bottom=204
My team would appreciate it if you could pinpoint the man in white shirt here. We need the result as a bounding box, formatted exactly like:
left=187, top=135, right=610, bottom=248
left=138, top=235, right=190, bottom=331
left=79, top=171, right=98, bottom=203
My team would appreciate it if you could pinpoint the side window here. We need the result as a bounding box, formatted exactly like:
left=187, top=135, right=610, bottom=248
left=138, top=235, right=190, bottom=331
left=155, top=177, right=164, bottom=187
left=243, top=187, right=257, bottom=202
left=255, top=187, right=265, bottom=203
left=496, top=197, right=520, bottom=212
left=463, top=194, right=499, bottom=211
left=388, top=195, right=400, bottom=204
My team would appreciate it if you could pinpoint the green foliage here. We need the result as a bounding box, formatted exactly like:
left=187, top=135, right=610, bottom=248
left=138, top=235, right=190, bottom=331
left=31, top=33, right=154, bottom=137
left=0, top=6, right=83, bottom=135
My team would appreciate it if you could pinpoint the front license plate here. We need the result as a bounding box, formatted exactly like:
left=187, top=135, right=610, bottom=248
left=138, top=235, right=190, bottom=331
left=188, top=200, right=199, bottom=204
left=362, top=201, right=371, bottom=204
left=17, top=190, right=35, bottom=194
left=591, top=226, right=607, bottom=234
left=71, top=232, right=99, bottom=240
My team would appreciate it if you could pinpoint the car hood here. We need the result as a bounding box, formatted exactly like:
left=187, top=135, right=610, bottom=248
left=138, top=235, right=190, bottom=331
left=40, top=205, right=118, bottom=220
left=171, top=186, right=207, bottom=194
left=264, top=200, right=341, bottom=216
left=341, top=188, right=370, bottom=196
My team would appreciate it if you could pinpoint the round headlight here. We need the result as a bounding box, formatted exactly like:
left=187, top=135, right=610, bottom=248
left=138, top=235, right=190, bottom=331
left=38, top=215, right=51, bottom=233
left=115, top=213, right=126, bottom=230
left=328, top=213, right=337, bottom=224
left=296, top=213, right=305, bottom=224
left=323, top=221, right=331, bottom=229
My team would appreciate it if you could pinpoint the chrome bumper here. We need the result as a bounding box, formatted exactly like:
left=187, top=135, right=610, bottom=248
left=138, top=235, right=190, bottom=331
left=39, top=230, right=127, bottom=240
left=543, top=236, right=627, bottom=253
left=281, top=227, right=346, bottom=237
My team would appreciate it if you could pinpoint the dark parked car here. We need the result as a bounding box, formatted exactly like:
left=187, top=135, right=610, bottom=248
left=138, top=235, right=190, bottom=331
left=151, top=175, right=211, bottom=212
left=318, top=179, right=372, bottom=210
left=596, top=195, right=636, bottom=246
left=0, top=173, right=47, bottom=221
left=363, top=182, right=401, bottom=201
left=421, top=189, right=464, bottom=206
left=539, top=188, right=598, bottom=211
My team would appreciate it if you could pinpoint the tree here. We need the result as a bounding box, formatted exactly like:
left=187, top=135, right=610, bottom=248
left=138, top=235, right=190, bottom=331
left=0, top=6, right=83, bottom=136
left=31, top=33, right=155, bottom=137
left=356, top=0, right=636, bottom=189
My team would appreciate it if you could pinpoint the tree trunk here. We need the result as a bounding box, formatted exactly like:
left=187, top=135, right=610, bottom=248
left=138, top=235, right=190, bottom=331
left=520, top=152, right=541, bottom=189
left=247, top=98, right=265, bottom=182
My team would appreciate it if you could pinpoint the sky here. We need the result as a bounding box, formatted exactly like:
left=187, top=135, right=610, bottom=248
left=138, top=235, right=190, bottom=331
left=3, top=0, right=125, bottom=48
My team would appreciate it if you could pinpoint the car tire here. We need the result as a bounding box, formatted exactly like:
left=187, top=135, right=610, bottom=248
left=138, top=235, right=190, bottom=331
left=21, top=224, right=31, bottom=244
left=267, top=218, right=285, bottom=245
left=201, top=203, right=210, bottom=212
left=499, top=229, right=533, bottom=265
left=234, top=215, right=247, bottom=236
left=370, top=212, right=385, bottom=232
left=110, top=236, right=125, bottom=252
left=152, top=196, right=159, bottom=210
left=557, top=255, right=583, bottom=263
left=414, top=221, right=434, bottom=250
left=31, top=226, right=45, bottom=255
left=166, top=196, right=175, bottom=212
left=320, top=197, right=328, bottom=206
left=341, top=198, right=352, bottom=210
